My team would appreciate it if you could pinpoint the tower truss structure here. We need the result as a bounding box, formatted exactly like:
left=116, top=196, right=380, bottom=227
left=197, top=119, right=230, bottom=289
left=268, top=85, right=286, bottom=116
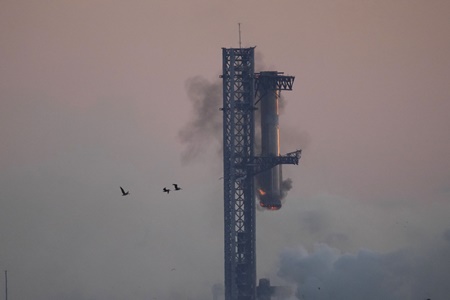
left=222, top=47, right=257, bottom=300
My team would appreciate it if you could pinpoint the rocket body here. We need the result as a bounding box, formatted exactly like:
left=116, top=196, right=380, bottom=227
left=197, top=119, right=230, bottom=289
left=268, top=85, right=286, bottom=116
left=257, top=72, right=283, bottom=210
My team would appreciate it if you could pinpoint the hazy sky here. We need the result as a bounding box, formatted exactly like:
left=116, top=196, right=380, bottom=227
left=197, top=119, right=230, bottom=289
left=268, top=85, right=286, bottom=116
left=1, top=1, right=449, bottom=299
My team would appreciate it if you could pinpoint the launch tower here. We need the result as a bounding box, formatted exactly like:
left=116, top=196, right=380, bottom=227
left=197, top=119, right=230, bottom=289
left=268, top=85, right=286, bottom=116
left=221, top=47, right=301, bottom=300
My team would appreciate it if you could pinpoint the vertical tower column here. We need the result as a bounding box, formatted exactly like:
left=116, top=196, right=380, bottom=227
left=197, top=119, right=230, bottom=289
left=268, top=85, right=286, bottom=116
left=222, top=47, right=256, bottom=300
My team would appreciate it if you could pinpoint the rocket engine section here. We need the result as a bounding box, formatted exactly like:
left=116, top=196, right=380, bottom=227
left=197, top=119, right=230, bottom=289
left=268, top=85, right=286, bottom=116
left=257, top=72, right=283, bottom=210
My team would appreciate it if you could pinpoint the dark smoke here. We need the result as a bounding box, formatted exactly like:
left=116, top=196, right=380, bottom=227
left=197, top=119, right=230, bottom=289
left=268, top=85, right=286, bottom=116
left=281, top=178, right=293, bottom=200
left=178, top=76, right=222, bottom=164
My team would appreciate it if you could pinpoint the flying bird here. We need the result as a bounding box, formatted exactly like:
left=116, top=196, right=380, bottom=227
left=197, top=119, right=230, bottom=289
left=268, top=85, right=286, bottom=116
left=172, top=184, right=182, bottom=191
left=163, top=187, right=170, bottom=194
left=120, top=187, right=129, bottom=196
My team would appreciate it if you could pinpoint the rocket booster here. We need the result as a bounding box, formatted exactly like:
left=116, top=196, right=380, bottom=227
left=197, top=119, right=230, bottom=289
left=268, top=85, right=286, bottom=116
left=257, top=72, right=283, bottom=210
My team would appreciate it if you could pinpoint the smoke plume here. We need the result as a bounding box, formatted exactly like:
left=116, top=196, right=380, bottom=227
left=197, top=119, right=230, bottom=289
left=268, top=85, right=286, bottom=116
left=278, top=240, right=450, bottom=300
left=178, top=76, right=222, bottom=163
left=281, top=178, right=293, bottom=200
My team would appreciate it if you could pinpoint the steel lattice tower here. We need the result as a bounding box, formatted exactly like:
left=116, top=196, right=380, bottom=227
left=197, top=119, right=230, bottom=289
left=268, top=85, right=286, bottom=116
left=221, top=47, right=301, bottom=300
left=222, top=47, right=257, bottom=300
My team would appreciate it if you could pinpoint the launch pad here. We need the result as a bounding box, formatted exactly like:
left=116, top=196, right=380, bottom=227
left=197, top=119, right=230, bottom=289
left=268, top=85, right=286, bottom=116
left=221, top=47, right=301, bottom=300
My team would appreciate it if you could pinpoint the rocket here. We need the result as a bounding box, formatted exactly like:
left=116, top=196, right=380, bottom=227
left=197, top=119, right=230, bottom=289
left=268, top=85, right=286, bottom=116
left=257, top=72, right=283, bottom=210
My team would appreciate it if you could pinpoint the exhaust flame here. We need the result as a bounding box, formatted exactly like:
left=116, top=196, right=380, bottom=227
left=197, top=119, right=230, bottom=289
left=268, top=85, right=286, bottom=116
left=259, top=202, right=281, bottom=210
left=257, top=188, right=281, bottom=210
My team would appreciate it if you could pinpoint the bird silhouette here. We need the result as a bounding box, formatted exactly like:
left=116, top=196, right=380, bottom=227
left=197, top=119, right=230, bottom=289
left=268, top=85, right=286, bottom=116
left=120, top=187, right=129, bottom=196
left=163, top=187, right=170, bottom=194
left=172, top=184, right=182, bottom=191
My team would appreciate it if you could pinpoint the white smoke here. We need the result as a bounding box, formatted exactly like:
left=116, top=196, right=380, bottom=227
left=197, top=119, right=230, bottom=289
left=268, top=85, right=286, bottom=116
left=277, top=238, right=450, bottom=300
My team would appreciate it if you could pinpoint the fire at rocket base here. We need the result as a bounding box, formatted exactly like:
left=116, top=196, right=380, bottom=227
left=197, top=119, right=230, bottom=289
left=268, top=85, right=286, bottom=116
left=257, top=71, right=283, bottom=210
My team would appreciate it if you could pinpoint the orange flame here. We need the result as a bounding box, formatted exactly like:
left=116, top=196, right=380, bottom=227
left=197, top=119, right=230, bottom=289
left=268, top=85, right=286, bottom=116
left=258, top=188, right=266, bottom=196
left=259, top=202, right=281, bottom=210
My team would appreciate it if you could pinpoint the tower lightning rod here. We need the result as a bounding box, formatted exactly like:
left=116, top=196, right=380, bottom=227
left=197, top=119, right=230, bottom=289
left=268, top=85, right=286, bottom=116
left=4, top=270, right=7, bottom=300
left=238, top=23, right=242, bottom=48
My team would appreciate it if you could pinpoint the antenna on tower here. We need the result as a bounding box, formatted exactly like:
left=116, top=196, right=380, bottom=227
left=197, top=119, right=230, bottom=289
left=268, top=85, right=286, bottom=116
left=4, top=270, right=7, bottom=300
left=238, top=23, right=242, bottom=48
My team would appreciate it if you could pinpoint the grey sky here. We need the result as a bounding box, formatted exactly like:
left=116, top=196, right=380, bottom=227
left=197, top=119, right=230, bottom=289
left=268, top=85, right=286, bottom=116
left=1, top=1, right=449, bottom=299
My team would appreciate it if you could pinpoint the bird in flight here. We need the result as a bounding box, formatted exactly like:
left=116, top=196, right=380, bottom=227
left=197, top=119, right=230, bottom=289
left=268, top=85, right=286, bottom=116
left=120, top=187, right=129, bottom=196
left=163, top=187, right=170, bottom=194
left=172, top=184, right=182, bottom=191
